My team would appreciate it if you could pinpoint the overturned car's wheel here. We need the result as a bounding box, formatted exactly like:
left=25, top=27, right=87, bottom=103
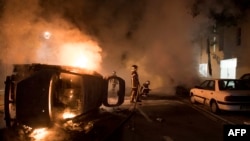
left=4, top=76, right=17, bottom=128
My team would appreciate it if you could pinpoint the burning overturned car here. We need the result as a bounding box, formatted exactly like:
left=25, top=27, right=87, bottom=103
left=3, top=63, right=126, bottom=140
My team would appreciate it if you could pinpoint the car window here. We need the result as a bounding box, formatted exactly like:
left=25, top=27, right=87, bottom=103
left=234, top=80, right=250, bottom=90
left=220, top=80, right=250, bottom=90
left=207, top=80, right=215, bottom=90
left=218, top=80, right=226, bottom=90
left=199, top=80, right=215, bottom=90
left=200, top=80, right=210, bottom=89
left=227, top=80, right=235, bottom=89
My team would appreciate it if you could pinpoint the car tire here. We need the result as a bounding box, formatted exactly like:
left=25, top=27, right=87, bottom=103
left=210, top=101, right=219, bottom=114
left=190, top=95, right=196, bottom=104
left=4, top=76, right=17, bottom=128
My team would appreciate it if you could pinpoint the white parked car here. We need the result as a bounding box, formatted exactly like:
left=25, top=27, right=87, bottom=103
left=190, top=79, right=250, bottom=113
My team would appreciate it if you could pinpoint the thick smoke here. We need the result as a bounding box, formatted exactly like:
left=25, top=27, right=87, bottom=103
left=0, top=0, right=201, bottom=94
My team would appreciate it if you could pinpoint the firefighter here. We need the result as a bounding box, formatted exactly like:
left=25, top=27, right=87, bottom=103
left=130, top=65, right=141, bottom=103
left=140, top=80, right=151, bottom=97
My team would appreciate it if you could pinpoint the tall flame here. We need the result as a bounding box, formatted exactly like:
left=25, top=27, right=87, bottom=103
left=58, top=41, right=102, bottom=70
left=37, top=37, right=102, bottom=71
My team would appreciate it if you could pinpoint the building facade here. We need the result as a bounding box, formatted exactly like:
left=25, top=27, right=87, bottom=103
left=198, top=20, right=250, bottom=79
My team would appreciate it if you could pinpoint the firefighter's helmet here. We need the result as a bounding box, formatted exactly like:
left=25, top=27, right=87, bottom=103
left=131, top=65, right=138, bottom=71
left=131, top=65, right=138, bottom=69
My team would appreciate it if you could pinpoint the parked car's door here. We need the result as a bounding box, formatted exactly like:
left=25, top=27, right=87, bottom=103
left=194, top=80, right=211, bottom=103
left=203, top=80, right=216, bottom=105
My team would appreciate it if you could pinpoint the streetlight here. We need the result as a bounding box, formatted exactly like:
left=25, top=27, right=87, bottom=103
left=43, top=31, right=51, bottom=40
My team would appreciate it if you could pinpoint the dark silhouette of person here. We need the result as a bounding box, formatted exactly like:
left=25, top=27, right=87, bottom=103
left=130, top=65, right=141, bottom=103
left=140, top=80, right=151, bottom=96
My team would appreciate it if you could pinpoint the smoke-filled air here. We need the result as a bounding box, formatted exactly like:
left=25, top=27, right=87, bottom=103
left=0, top=0, right=204, bottom=94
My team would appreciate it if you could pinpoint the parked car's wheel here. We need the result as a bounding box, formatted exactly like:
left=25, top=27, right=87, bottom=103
left=210, top=100, right=219, bottom=114
left=190, top=94, right=196, bottom=104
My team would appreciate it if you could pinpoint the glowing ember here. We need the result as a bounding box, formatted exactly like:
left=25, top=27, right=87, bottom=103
left=30, top=128, right=48, bottom=140
left=63, top=112, right=76, bottom=119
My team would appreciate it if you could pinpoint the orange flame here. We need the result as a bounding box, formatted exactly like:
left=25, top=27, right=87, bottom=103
left=37, top=37, right=102, bottom=71
left=30, top=128, right=48, bottom=140
left=58, top=41, right=102, bottom=70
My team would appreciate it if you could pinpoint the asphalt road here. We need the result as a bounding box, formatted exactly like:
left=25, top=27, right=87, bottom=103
left=108, top=95, right=224, bottom=141
left=0, top=92, right=249, bottom=141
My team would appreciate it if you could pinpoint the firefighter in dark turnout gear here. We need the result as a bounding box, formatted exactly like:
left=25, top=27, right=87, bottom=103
left=140, top=80, right=151, bottom=97
left=130, top=65, right=141, bottom=103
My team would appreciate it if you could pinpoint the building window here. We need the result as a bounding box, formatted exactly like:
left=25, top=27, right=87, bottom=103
left=220, top=58, right=237, bottom=79
left=199, top=63, right=208, bottom=77
left=237, top=27, right=241, bottom=46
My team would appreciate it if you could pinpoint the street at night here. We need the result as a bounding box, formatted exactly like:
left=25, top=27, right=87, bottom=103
left=1, top=0, right=250, bottom=141
left=1, top=90, right=250, bottom=141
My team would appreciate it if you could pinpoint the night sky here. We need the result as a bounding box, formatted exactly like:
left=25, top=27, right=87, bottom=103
left=0, top=0, right=210, bottom=94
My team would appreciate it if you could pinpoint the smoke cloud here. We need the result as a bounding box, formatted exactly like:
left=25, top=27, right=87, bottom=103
left=0, top=0, right=202, bottom=94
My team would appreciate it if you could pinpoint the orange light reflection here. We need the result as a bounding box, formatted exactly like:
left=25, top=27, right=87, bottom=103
left=30, top=128, right=48, bottom=140
left=63, top=112, right=76, bottom=119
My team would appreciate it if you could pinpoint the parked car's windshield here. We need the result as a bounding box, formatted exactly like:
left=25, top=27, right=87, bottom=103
left=218, top=80, right=250, bottom=90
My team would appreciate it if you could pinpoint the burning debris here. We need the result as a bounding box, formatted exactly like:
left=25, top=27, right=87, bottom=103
left=63, top=120, right=94, bottom=133
left=3, top=63, right=126, bottom=140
